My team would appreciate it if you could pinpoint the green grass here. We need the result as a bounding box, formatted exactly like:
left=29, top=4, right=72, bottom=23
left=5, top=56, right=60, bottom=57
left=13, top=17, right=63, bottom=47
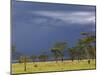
left=12, top=59, right=96, bottom=74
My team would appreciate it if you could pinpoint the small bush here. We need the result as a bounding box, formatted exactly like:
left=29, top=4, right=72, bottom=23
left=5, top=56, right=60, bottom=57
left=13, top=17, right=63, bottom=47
left=34, top=64, right=38, bottom=67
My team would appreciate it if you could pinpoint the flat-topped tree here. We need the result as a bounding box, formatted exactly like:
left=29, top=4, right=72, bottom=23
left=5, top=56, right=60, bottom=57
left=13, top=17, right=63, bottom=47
left=51, top=48, right=60, bottom=63
left=80, top=32, right=96, bottom=64
left=51, top=42, right=67, bottom=62
left=38, top=53, right=48, bottom=62
left=68, top=48, right=76, bottom=62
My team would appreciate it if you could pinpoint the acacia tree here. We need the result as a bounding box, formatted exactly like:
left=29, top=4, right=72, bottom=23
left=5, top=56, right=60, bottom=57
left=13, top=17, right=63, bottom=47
left=88, top=35, right=96, bottom=59
left=80, top=32, right=96, bottom=64
left=38, top=54, right=48, bottom=62
left=68, top=48, right=76, bottom=62
left=51, top=48, right=60, bottom=63
left=75, top=42, right=86, bottom=61
left=68, top=32, right=95, bottom=63
left=31, top=55, right=37, bottom=63
left=51, top=42, right=67, bottom=62
left=19, top=56, right=30, bottom=71
left=68, top=44, right=86, bottom=62
left=87, top=45, right=96, bottom=59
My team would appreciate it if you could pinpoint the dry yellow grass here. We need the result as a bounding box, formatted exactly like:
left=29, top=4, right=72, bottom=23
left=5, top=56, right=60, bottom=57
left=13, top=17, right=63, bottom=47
left=12, top=59, right=96, bottom=74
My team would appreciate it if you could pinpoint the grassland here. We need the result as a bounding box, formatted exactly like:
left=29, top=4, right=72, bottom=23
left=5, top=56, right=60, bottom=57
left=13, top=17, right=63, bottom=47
left=12, top=59, right=96, bottom=74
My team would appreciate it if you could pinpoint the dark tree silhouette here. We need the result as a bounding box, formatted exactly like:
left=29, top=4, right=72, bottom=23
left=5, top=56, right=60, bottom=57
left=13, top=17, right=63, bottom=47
left=38, top=54, right=48, bottom=62
left=51, top=42, right=67, bottom=62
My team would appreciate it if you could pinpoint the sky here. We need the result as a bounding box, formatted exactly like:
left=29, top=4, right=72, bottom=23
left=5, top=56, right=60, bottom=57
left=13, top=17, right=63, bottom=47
left=12, top=0, right=96, bottom=57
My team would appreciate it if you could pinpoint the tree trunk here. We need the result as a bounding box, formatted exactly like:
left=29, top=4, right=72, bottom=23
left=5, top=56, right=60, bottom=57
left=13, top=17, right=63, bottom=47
left=85, top=46, right=91, bottom=64
left=72, top=59, right=74, bottom=62
left=61, top=57, right=64, bottom=62
left=24, top=56, right=27, bottom=71
left=78, top=57, right=80, bottom=62
left=24, top=62, right=26, bottom=71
